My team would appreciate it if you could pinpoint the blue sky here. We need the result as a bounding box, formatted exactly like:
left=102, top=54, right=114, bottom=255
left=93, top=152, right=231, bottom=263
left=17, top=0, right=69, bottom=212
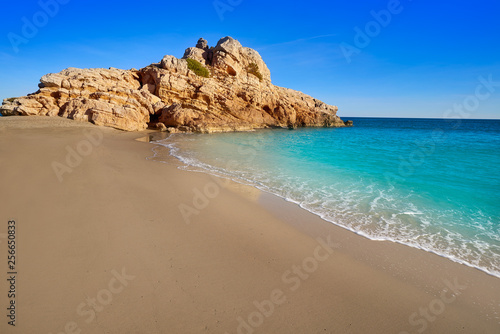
left=0, top=0, right=499, bottom=118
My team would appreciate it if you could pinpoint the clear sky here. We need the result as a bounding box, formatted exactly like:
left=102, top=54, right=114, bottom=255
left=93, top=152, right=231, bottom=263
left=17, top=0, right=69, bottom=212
left=1, top=0, right=499, bottom=119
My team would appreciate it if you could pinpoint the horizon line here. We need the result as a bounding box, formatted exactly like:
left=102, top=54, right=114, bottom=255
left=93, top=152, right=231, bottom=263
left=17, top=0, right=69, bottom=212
left=341, top=116, right=500, bottom=120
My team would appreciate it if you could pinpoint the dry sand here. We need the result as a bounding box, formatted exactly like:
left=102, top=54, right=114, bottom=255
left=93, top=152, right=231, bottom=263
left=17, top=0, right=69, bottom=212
left=0, top=116, right=499, bottom=334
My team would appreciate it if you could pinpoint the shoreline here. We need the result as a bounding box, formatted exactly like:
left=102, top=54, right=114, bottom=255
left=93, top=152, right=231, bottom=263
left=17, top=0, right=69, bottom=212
left=1, top=116, right=499, bottom=333
left=152, top=132, right=500, bottom=280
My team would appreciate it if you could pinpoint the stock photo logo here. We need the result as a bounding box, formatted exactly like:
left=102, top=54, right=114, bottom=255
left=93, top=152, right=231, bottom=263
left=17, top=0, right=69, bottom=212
left=48, top=268, right=135, bottom=334
left=213, top=0, right=243, bottom=21
left=399, top=278, right=467, bottom=334
left=385, top=74, right=500, bottom=182
left=225, top=235, right=340, bottom=334
left=340, top=0, right=407, bottom=63
left=52, top=128, right=103, bottom=182
left=7, top=0, right=70, bottom=53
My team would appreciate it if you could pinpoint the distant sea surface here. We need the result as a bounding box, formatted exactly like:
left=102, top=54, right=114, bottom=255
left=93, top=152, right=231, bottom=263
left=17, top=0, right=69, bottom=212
left=155, top=118, right=500, bottom=278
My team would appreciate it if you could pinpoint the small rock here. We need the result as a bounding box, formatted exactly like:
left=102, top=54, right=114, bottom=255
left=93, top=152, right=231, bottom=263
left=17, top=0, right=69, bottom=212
left=156, top=123, right=167, bottom=131
left=166, top=127, right=179, bottom=133
left=196, top=38, right=209, bottom=50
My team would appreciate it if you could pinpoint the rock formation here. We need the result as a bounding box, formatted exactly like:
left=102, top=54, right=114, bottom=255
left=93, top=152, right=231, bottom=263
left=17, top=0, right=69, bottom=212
left=1, top=37, right=351, bottom=132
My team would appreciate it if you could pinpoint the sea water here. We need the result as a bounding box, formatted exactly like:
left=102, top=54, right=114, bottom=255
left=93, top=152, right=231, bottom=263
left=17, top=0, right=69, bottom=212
left=154, top=118, right=500, bottom=278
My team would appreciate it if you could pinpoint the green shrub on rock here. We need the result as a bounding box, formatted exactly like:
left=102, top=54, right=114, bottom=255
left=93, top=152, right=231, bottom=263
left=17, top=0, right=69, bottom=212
left=186, top=58, right=210, bottom=78
left=247, top=63, right=263, bottom=82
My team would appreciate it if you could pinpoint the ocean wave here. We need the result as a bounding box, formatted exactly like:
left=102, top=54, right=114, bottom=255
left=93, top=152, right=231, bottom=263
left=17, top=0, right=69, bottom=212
left=150, top=133, right=500, bottom=279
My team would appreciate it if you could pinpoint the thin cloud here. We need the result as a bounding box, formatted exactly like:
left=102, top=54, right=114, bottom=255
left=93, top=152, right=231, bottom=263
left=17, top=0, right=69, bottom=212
left=0, top=51, right=16, bottom=62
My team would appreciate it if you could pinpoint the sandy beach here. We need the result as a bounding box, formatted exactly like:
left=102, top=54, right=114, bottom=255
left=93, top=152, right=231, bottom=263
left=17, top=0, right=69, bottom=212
left=0, top=116, right=499, bottom=334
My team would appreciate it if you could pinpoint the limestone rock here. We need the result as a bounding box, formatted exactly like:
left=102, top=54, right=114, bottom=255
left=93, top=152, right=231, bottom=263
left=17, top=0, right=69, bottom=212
left=196, top=38, right=209, bottom=50
left=155, top=122, right=167, bottom=131
left=182, top=47, right=208, bottom=65
left=1, top=36, right=348, bottom=132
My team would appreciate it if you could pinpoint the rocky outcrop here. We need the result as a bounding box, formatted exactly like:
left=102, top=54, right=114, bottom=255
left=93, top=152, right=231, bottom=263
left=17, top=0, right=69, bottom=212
left=1, top=37, right=349, bottom=132
left=0, top=67, right=158, bottom=131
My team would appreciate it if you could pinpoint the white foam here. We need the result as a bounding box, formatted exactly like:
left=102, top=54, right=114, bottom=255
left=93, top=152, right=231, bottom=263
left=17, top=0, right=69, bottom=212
left=149, top=137, right=500, bottom=279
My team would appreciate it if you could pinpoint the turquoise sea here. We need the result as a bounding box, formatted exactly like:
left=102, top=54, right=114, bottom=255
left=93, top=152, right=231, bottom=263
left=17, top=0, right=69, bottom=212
left=155, top=118, right=500, bottom=278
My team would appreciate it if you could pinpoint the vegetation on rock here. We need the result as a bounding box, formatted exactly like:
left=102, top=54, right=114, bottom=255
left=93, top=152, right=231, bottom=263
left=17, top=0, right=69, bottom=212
left=186, top=58, right=210, bottom=78
left=247, top=63, right=263, bottom=82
